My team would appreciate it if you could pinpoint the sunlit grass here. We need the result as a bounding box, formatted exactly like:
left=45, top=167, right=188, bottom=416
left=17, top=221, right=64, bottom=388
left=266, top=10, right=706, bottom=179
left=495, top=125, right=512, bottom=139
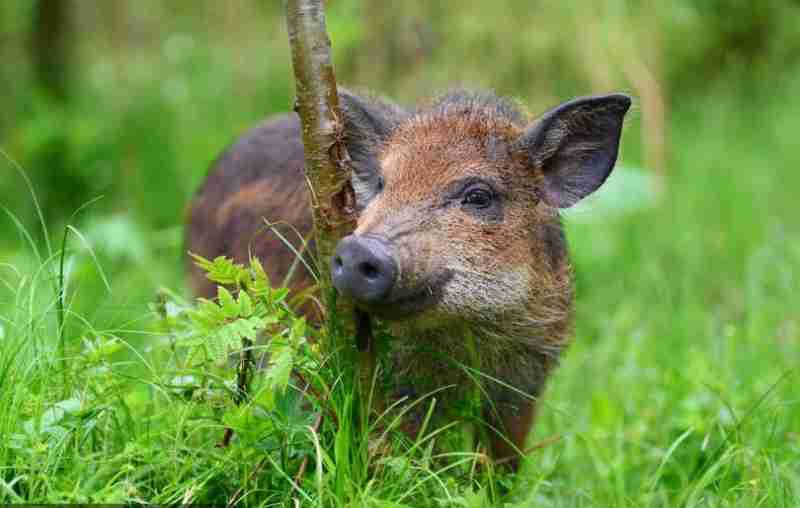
left=2, top=84, right=798, bottom=505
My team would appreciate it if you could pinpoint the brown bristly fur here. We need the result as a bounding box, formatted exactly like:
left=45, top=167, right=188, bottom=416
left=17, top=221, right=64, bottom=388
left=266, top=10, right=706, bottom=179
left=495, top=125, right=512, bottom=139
left=186, top=87, right=630, bottom=469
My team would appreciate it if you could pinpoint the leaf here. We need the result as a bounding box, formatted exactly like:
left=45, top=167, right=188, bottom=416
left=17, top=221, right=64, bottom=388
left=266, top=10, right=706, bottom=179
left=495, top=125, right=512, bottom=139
left=188, top=298, right=226, bottom=331
left=222, top=405, right=251, bottom=430
left=218, top=286, right=239, bottom=319
left=238, top=290, right=253, bottom=317
left=257, top=334, right=299, bottom=410
left=289, top=317, right=307, bottom=347
left=175, top=335, right=206, bottom=348
left=228, top=317, right=266, bottom=342
left=248, top=256, right=271, bottom=300
left=190, top=253, right=247, bottom=286
left=24, top=398, right=82, bottom=436
left=206, top=328, right=229, bottom=362
left=268, top=345, right=294, bottom=392
left=205, top=316, right=269, bottom=362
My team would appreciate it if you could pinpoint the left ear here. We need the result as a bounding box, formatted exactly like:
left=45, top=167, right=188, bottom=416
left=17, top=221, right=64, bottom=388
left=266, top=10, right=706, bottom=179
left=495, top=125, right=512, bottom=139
left=516, top=94, right=631, bottom=208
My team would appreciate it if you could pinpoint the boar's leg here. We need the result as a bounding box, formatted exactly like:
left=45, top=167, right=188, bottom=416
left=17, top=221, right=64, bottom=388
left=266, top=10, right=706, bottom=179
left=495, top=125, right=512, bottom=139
left=185, top=115, right=319, bottom=316
left=485, top=399, right=538, bottom=470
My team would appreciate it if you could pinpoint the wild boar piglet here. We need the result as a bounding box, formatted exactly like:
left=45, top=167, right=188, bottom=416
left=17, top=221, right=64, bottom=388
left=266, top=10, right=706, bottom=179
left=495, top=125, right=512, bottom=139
left=186, top=89, right=631, bottom=467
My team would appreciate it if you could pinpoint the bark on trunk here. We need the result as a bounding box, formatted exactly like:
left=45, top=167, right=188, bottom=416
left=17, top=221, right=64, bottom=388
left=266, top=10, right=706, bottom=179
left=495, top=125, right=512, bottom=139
left=285, top=0, right=376, bottom=390
left=286, top=0, right=355, bottom=292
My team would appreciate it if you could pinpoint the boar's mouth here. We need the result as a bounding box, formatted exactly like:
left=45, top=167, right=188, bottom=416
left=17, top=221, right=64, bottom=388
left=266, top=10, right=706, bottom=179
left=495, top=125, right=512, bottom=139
left=357, top=270, right=453, bottom=321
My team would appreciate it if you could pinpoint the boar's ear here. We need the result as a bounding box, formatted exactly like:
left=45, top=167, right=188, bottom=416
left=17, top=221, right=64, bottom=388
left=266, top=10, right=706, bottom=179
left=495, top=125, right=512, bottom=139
left=338, top=89, right=408, bottom=209
left=338, top=89, right=407, bottom=169
left=516, top=94, right=631, bottom=208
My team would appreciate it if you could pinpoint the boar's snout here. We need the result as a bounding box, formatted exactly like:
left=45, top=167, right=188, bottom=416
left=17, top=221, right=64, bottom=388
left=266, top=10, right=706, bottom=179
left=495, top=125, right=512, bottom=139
left=332, top=235, right=398, bottom=304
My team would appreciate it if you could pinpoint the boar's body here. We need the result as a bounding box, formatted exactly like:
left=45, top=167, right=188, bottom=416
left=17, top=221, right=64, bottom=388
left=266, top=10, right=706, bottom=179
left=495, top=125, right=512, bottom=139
left=186, top=115, right=316, bottom=301
left=187, top=89, right=630, bottom=466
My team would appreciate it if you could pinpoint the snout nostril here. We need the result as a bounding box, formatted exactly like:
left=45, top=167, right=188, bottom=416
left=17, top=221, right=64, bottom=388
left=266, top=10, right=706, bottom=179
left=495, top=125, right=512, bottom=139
left=332, top=235, right=397, bottom=302
left=358, top=261, right=380, bottom=280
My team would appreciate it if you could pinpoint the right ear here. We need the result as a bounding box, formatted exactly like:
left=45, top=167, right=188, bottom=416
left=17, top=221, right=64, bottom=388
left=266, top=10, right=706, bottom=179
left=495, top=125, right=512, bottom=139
left=515, top=94, right=631, bottom=208
left=338, top=89, right=407, bottom=208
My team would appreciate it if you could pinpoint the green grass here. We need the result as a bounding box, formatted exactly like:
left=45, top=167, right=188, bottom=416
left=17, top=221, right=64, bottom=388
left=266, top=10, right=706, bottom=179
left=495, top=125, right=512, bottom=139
left=524, top=84, right=800, bottom=506
left=0, top=218, right=508, bottom=505
left=2, top=83, right=798, bottom=505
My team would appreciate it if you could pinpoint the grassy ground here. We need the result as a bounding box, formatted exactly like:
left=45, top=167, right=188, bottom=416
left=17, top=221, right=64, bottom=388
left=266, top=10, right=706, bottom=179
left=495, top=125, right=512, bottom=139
left=1, top=3, right=799, bottom=506
left=525, top=83, right=800, bottom=506
left=2, top=80, right=798, bottom=505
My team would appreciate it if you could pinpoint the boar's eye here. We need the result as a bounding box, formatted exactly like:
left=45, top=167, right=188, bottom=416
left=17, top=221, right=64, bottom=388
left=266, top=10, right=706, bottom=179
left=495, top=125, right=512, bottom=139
left=462, top=187, right=494, bottom=209
left=445, top=178, right=502, bottom=220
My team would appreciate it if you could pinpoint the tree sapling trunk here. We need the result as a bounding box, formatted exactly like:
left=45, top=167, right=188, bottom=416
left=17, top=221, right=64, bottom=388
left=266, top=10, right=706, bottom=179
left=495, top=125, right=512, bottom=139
left=285, top=0, right=378, bottom=409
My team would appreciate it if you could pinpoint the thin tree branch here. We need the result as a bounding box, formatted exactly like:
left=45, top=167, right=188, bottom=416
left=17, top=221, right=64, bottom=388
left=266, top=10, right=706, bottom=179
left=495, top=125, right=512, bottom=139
left=285, top=0, right=377, bottom=411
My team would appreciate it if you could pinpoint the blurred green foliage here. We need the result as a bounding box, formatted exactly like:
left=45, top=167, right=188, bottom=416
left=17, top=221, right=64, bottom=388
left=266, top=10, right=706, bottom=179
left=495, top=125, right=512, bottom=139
left=0, top=1, right=795, bottom=311
left=2, top=0, right=800, bottom=234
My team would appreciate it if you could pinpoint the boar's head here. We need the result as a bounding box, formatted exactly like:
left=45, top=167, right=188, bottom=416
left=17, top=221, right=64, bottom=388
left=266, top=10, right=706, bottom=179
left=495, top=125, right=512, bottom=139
left=331, top=90, right=631, bottom=338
